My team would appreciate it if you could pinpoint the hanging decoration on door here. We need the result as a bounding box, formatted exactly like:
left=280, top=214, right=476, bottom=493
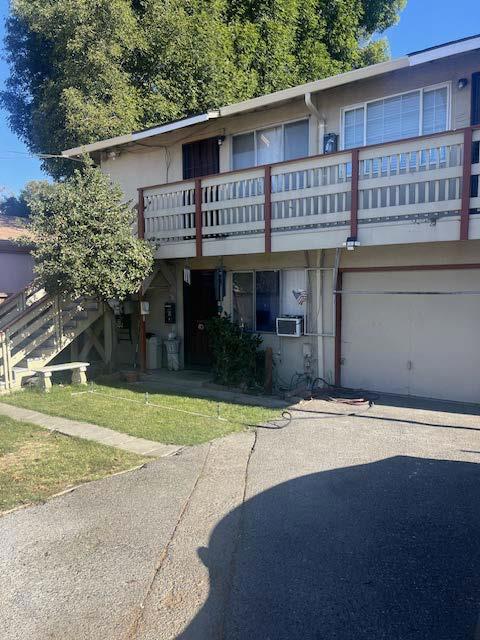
left=292, top=289, right=308, bottom=305
left=183, top=266, right=191, bottom=285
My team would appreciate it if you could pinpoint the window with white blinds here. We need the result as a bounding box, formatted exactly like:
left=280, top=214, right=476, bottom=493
left=366, top=91, right=420, bottom=145
left=422, top=87, right=449, bottom=134
left=342, top=85, right=449, bottom=149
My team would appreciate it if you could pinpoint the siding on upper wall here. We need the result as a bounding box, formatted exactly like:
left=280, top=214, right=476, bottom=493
left=101, top=50, right=480, bottom=204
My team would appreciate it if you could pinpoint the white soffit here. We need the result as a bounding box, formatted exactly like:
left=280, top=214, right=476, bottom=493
left=62, top=112, right=219, bottom=157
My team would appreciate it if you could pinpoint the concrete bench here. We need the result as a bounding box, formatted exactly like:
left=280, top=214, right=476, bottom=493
left=38, top=362, right=90, bottom=392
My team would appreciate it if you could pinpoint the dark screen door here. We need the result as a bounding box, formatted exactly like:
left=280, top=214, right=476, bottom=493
left=183, top=270, right=218, bottom=367
left=182, top=137, right=220, bottom=179
left=472, top=72, right=480, bottom=126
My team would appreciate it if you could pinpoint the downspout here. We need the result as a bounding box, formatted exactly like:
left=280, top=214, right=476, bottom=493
left=305, top=92, right=326, bottom=155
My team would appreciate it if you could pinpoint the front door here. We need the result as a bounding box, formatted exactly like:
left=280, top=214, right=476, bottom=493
left=183, top=270, right=218, bottom=367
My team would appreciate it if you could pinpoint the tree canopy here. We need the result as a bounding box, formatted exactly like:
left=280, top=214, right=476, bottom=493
left=0, top=181, right=52, bottom=218
left=23, top=163, right=153, bottom=301
left=2, top=0, right=406, bottom=177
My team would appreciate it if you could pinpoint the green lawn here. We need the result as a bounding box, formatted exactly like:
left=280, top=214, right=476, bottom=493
left=0, top=415, right=144, bottom=512
left=1, top=383, right=281, bottom=445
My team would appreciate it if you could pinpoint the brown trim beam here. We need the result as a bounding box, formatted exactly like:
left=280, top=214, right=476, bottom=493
left=460, top=127, right=473, bottom=241
left=334, top=270, right=343, bottom=387
left=339, top=263, right=480, bottom=273
left=350, top=148, right=359, bottom=239
left=264, top=165, right=272, bottom=253
left=137, top=188, right=145, bottom=239
left=195, top=178, right=203, bottom=257
left=139, top=299, right=147, bottom=372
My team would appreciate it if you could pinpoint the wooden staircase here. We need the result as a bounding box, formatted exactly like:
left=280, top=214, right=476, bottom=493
left=0, top=283, right=104, bottom=391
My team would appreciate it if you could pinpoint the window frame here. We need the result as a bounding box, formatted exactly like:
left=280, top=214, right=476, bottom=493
left=230, top=118, right=310, bottom=170
left=231, top=269, right=281, bottom=333
left=340, top=82, right=452, bottom=150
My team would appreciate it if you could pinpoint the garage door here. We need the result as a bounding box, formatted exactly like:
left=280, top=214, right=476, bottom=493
left=341, top=269, right=480, bottom=403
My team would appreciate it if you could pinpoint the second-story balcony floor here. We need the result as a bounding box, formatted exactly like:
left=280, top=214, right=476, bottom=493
left=138, top=127, right=480, bottom=259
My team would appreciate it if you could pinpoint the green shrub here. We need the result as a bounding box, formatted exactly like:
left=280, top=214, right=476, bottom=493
left=206, top=315, right=264, bottom=388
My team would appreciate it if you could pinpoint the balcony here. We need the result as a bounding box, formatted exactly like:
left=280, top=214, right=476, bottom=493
left=138, top=127, right=480, bottom=259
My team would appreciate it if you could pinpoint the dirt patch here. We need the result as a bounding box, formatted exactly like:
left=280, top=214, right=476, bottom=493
left=0, top=432, right=54, bottom=473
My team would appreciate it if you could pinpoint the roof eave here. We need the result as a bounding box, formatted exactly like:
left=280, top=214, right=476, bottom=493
left=62, top=111, right=219, bottom=157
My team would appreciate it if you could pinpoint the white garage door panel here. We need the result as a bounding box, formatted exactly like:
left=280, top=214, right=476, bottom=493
left=341, top=270, right=480, bottom=403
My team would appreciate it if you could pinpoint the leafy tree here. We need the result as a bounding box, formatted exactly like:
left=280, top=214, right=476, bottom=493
left=2, top=0, right=406, bottom=178
left=0, top=181, right=53, bottom=218
left=23, top=162, right=153, bottom=301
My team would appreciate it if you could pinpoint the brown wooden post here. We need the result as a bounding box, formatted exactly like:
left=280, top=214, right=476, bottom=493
left=139, top=298, right=147, bottom=372
left=195, top=178, right=203, bottom=257
left=137, top=188, right=145, bottom=239
left=350, top=148, right=359, bottom=239
left=264, top=165, right=272, bottom=253
left=460, top=127, right=473, bottom=241
left=137, top=188, right=147, bottom=370
left=334, top=270, right=343, bottom=387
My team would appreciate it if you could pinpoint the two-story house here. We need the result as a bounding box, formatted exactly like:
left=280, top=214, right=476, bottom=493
left=62, top=34, right=480, bottom=404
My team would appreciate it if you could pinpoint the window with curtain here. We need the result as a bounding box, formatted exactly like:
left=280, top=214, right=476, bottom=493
left=255, top=271, right=280, bottom=332
left=232, top=272, right=254, bottom=331
left=343, top=85, right=449, bottom=149
left=284, top=120, right=309, bottom=161
left=232, top=132, right=255, bottom=170
left=256, top=126, right=283, bottom=165
left=232, top=271, right=280, bottom=332
left=232, top=120, right=309, bottom=169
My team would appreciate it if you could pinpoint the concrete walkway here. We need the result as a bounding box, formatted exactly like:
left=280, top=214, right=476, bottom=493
left=1, top=398, right=480, bottom=639
left=0, top=402, right=182, bottom=457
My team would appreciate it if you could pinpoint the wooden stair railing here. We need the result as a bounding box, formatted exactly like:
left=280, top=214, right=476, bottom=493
left=0, top=283, right=104, bottom=391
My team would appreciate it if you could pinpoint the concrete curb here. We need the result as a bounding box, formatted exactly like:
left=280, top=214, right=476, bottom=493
left=0, top=402, right=183, bottom=458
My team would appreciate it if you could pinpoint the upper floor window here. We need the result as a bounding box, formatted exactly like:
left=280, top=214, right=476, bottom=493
left=232, top=119, right=309, bottom=170
left=342, top=85, right=449, bottom=149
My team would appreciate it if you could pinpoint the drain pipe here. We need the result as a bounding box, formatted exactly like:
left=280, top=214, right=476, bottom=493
left=305, top=92, right=326, bottom=155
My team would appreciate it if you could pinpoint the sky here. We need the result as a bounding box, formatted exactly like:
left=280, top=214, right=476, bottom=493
left=0, top=0, right=479, bottom=194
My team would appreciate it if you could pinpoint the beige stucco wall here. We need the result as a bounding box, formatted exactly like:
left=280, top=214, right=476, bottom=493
left=101, top=50, right=479, bottom=204
left=99, top=49, right=480, bottom=395
left=137, top=240, right=480, bottom=392
left=314, top=50, right=479, bottom=145
left=0, top=250, right=34, bottom=295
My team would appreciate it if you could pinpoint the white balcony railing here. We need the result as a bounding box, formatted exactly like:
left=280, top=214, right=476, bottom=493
left=139, top=127, right=480, bottom=258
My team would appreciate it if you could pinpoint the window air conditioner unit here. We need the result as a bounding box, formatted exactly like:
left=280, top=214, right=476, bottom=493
left=276, top=316, right=303, bottom=337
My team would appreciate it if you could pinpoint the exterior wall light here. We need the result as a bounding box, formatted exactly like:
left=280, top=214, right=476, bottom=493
left=457, top=78, right=468, bottom=90
left=343, top=236, right=360, bottom=251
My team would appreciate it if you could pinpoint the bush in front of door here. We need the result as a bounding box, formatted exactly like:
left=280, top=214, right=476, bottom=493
left=206, top=315, right=264, bottom=389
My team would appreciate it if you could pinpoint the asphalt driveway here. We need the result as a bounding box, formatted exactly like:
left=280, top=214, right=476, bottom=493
left=1, top=397, right=480, bottom=639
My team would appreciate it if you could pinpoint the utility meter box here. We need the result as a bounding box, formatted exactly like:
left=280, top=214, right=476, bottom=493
left=164, top=302, right=176, bottom=324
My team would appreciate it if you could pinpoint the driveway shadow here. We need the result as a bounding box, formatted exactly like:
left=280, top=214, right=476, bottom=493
left=178, top=456, right=480, bottom=640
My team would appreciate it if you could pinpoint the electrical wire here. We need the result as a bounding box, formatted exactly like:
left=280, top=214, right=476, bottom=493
left=0, top=150, right=86, bottom=163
